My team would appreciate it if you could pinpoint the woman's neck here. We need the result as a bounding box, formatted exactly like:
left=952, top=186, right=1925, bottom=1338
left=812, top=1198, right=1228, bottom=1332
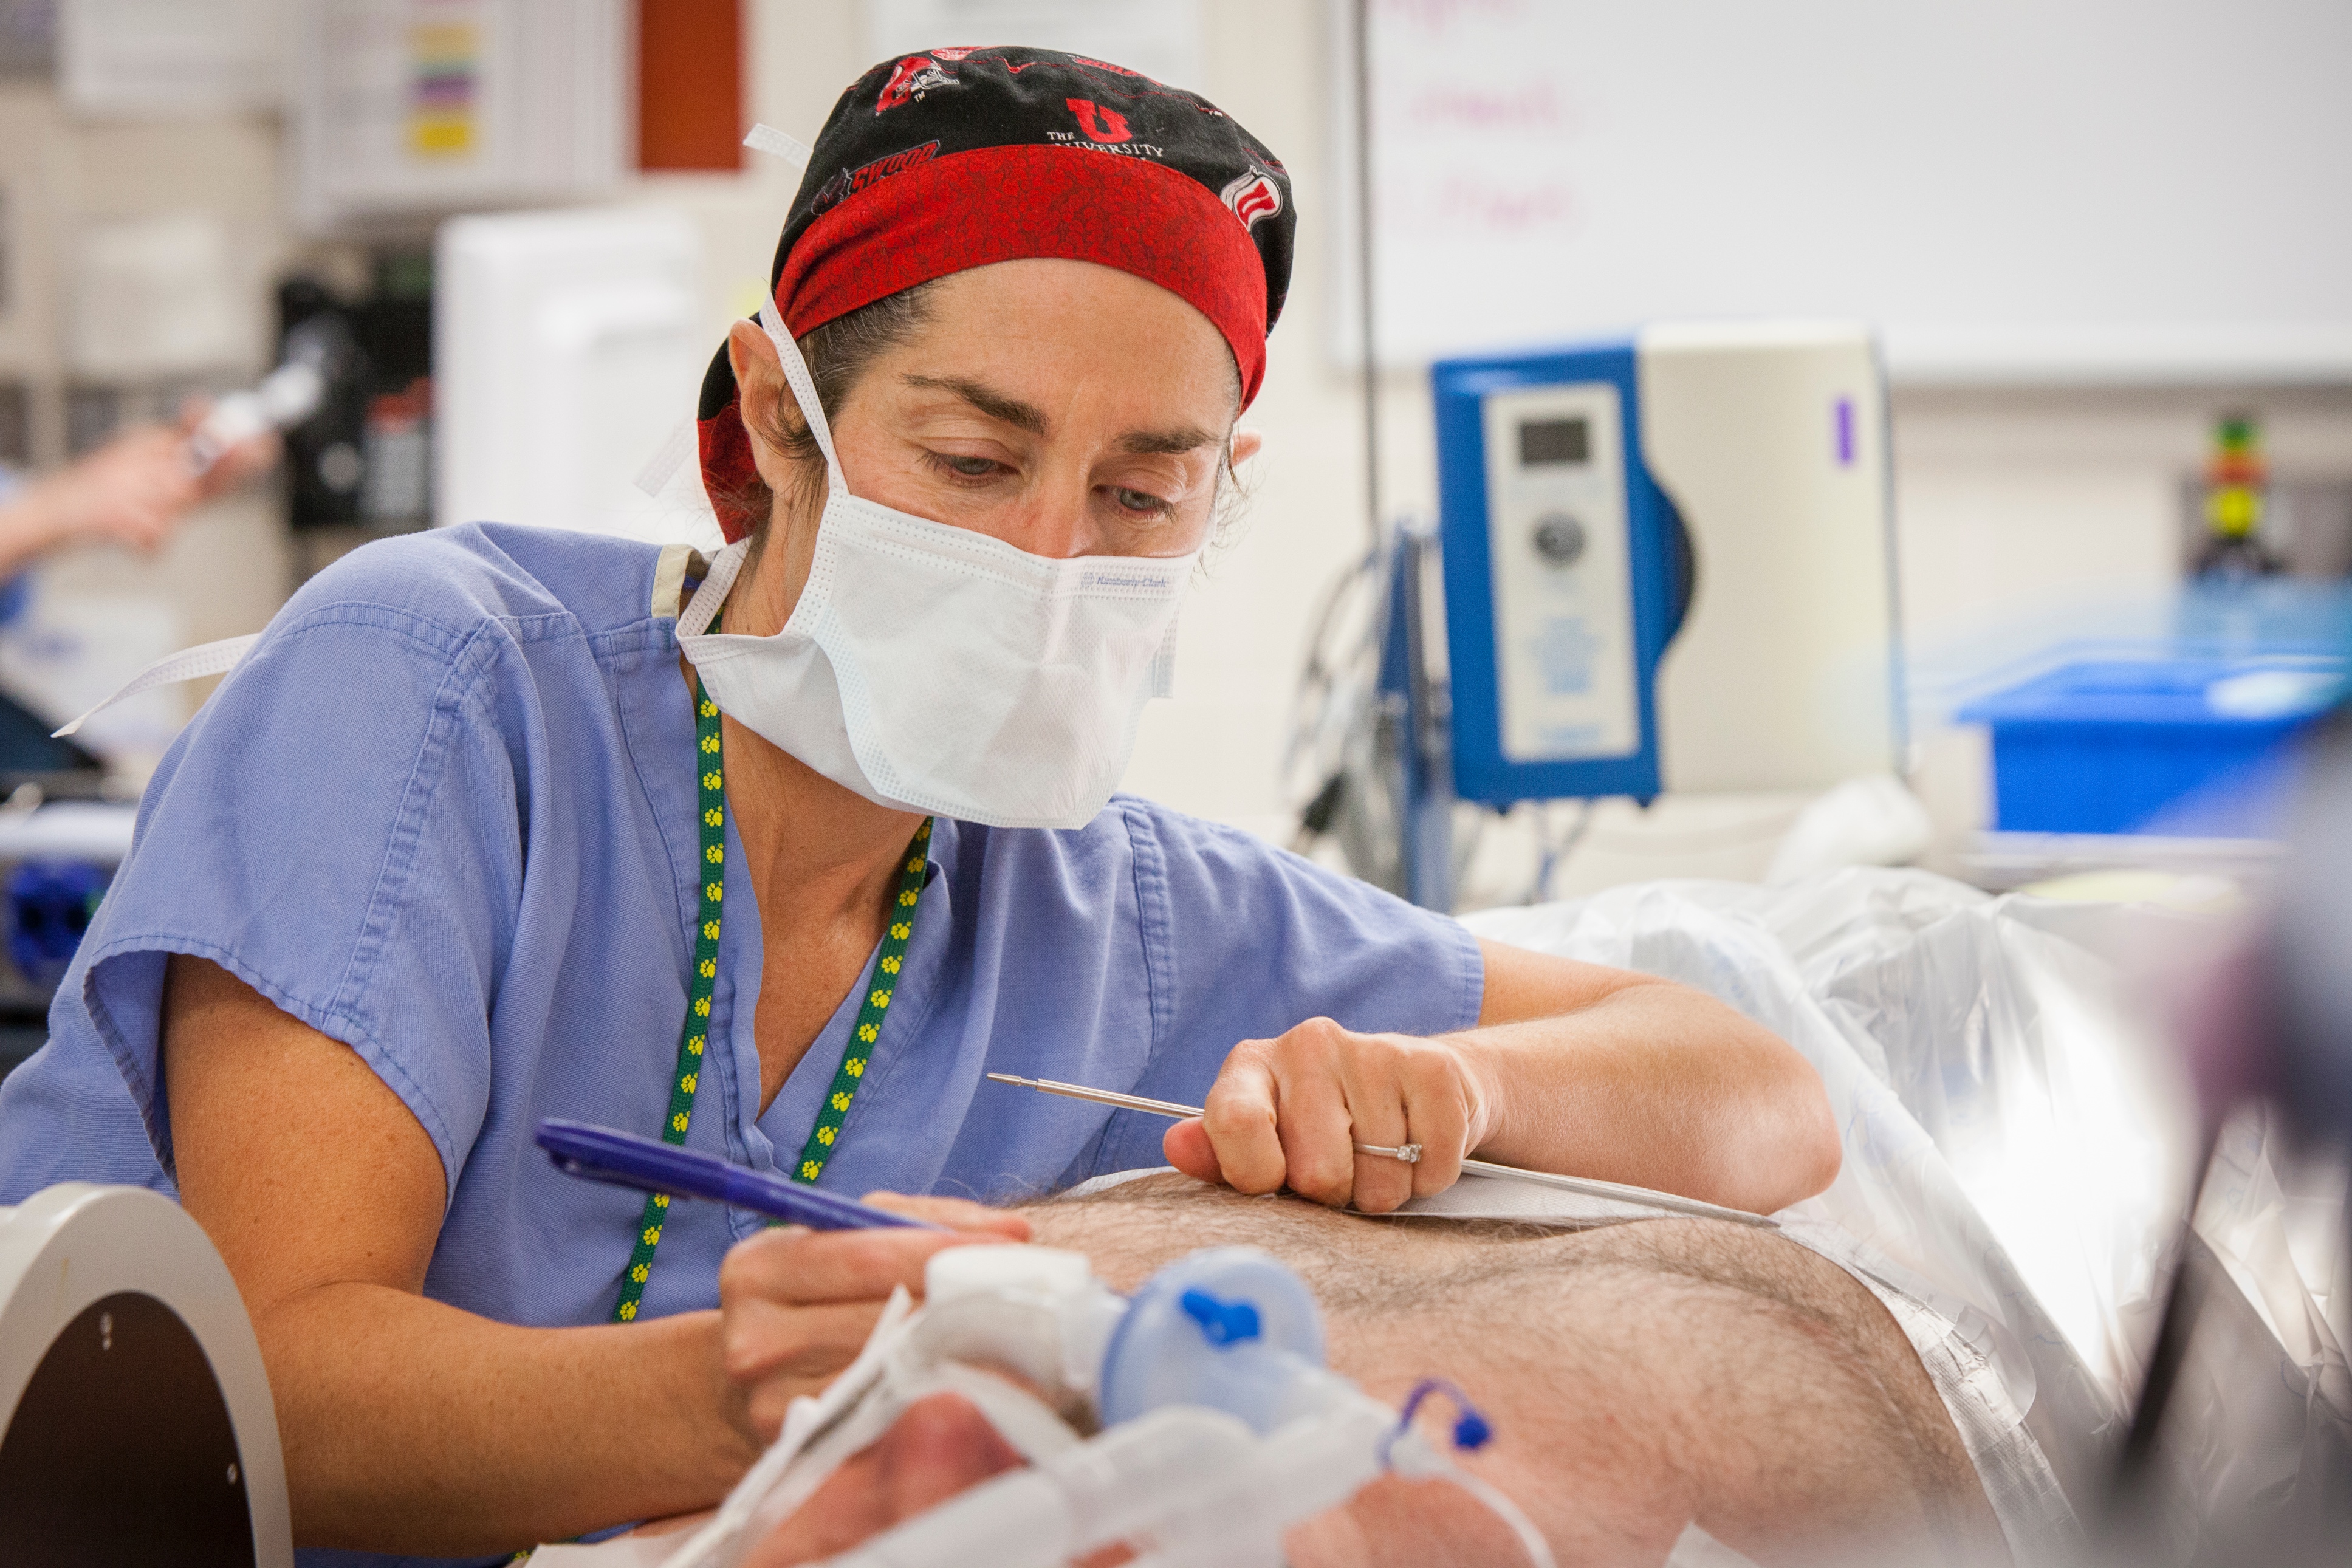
left=685, top=524, right=925, bottom=1109
left=721, top=713, right=924, bottom=930
left=722, top=714, right=922, bottom=1115
left=708, top=522, right=924, bottom=931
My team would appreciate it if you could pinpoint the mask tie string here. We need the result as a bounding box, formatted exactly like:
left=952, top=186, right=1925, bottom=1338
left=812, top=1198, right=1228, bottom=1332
left=758, top=296, right=846, bottom=501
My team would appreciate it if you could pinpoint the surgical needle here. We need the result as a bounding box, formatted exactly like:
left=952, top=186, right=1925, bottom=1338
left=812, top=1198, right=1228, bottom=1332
left=984, top=1072, right=1777, bottom=1228
left=984, top=1073, right=1423, bottom=1162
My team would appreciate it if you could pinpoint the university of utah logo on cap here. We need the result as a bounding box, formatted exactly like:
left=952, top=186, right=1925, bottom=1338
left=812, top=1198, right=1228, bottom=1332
left=1221, top=169, right=1282, bottom=230
left=876, top=49, right=969, bottom=112
left=1065, top=98, right=1132, bottom=143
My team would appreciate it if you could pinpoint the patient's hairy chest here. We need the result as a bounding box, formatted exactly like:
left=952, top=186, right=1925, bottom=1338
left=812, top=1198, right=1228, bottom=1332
left=1026, top=1175, right=1659, bottom=1306
left=1021, top=1173, right=1892, bottom=1364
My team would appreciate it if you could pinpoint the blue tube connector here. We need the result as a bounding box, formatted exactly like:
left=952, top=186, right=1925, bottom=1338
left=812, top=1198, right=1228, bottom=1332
left=1178, top=1288, right=1263, bottom=1346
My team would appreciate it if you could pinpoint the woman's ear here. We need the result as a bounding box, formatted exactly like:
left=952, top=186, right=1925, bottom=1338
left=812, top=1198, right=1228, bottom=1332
left=1230, top=428, right=1264, bottom=467
left=726, top=318, right=801, bottom=493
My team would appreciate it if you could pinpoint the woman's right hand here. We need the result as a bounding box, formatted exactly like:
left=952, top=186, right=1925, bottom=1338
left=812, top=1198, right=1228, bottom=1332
left=716, top=1195, right=1030, bottom=1444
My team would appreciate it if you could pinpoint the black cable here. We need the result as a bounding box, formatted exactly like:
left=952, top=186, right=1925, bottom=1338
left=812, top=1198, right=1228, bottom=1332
left=1291, top=773, right=1348, bottom=852
left=1353, top=0, right=1380, bottom=550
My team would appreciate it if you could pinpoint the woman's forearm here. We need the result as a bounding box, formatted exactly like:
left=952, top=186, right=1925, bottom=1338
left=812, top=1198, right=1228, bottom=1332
left=262, top=1283, right=755, bottom=1553
left=1453, top=981, right=1840, bottom=1214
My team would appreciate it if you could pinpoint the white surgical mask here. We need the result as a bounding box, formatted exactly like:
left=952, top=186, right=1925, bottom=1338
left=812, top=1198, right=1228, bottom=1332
left=674, top=302, right=1196, bottom=830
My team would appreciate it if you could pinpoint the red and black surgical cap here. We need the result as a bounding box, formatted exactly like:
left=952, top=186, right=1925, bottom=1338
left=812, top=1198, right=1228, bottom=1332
left=698, top=46, right=1295, bottom=542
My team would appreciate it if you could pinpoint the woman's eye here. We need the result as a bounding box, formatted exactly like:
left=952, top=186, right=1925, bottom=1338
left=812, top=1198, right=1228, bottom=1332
left=940, top=454, right=999, bottom=478
left=1111, top=487, right=1171, bottom=516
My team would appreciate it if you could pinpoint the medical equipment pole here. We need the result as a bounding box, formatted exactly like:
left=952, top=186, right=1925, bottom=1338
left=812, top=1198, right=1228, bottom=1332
left=1393, top=527, right=1455, bottom=910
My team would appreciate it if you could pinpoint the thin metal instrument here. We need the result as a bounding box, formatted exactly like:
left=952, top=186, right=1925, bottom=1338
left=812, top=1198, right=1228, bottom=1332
left=983, top=1074, right=1422, bottom=1163
left=985, top=1072, right=1776, bottom=1229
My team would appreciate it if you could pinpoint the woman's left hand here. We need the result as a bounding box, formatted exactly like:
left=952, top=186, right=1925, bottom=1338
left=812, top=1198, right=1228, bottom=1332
left=1161, top=1017, right=1495, bottom=1215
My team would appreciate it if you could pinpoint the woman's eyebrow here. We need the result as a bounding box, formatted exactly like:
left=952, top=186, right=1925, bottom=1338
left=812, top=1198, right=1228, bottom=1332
left=897, top=374, right=1212, bottom=455
left=1118, top=426, right=1217, bottom=456
left=899, top=374, right=1047, bottom=434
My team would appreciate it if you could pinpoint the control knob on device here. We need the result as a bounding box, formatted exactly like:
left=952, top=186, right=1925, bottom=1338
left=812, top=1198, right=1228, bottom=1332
left=1531, top=513, right=1586, bottom=566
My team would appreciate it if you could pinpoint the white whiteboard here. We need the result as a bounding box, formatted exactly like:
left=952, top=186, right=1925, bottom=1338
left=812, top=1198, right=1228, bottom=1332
left=1336, top=0, right=2352, bottom=383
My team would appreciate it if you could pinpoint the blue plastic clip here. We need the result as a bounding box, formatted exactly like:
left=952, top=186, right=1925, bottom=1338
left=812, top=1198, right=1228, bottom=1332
left=1178, top=1288, right=1263, bottom=1347
left=1382, top=1377, right=1495, bottom=1467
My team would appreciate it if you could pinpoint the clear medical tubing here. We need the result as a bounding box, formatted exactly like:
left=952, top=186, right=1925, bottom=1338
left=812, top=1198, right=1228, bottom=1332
left=820, top=1392, right=1560, bottom=1568
left=639, top=1242, right=1554, bottom=1568
left=820, top=1400, right=1393, bottom=1568
left=811, top=1245, right=1560, bottom=1568
left=814, top=1406, right=1248, bottom=1567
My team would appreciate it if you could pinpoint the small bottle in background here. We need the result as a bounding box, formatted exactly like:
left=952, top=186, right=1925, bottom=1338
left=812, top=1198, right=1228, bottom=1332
left=2195, top=413, right=2285, bottom=578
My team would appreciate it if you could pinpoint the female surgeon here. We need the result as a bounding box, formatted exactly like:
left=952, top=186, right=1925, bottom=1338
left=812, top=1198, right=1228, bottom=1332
left=0, top=47, right=1836, bottom=1560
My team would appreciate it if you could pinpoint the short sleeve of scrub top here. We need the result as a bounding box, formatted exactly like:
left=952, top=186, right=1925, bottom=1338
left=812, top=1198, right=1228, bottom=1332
left=0, top=521, right=1483, bottom=1334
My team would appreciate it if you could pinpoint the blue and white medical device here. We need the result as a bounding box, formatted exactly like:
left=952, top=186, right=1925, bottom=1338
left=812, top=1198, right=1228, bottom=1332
left=1390, top=322, right=1905, bottom=906
left=1432, top=340, right=1692, bottom=806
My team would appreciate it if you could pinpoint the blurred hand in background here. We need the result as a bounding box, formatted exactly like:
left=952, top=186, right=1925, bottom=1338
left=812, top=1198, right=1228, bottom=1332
left=0, top=402, right=280, bottom=580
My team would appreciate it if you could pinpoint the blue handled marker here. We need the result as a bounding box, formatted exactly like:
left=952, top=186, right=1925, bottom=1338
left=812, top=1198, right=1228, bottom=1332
left=536, top=1118, right=946, bottom=1232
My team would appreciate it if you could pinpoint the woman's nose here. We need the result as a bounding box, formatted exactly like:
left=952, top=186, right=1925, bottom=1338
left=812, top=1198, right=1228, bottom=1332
left=1001, top=478, right=1102, bottom=559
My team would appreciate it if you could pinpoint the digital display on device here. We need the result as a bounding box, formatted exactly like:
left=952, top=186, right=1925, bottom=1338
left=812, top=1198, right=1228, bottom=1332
left=1518, top=417, right=1589, bottom=466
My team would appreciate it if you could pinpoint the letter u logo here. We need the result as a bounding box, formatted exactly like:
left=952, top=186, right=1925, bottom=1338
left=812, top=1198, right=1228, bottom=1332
left=1066, top=98, right=1131, bottom=143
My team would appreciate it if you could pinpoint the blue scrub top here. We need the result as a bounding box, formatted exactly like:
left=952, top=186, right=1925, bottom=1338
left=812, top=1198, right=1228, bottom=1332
left=0, top=524, right=1483, bottom=1544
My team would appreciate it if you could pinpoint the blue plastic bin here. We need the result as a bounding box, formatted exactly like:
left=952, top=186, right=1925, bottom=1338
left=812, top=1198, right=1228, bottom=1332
left=1956, top=657, right=2345, bottom=836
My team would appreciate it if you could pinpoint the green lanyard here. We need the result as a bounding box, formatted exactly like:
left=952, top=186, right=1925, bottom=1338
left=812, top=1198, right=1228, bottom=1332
left=609, top=676, right=931, bottom=1324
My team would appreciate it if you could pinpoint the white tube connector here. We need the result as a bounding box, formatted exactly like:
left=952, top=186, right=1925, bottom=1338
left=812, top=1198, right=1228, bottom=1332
left=821, top=1405, right=1257, bottom=1568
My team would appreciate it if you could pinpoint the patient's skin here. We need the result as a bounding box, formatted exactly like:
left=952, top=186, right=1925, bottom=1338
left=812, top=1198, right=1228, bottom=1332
left=745, top=1176, right=2007, bottom=1568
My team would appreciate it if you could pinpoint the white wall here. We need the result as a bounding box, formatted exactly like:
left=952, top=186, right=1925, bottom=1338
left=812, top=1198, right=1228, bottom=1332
left=13, top=1, right=2352, bottom=881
